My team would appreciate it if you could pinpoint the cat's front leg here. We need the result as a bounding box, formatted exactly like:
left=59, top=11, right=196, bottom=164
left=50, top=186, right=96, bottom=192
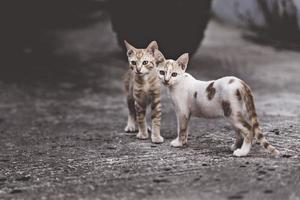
left=125, top=96, right=137, bottom=133
left=171, top=112, right=190, bottom=147
left=150, top=95, right=164, bottom=143
left=135, top=101, right=149, bottom=139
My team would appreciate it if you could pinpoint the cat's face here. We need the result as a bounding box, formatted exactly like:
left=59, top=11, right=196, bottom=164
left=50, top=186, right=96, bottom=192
left=154, top=50, right=189, bottom=87
left=124, top=41, right=158, bottom=76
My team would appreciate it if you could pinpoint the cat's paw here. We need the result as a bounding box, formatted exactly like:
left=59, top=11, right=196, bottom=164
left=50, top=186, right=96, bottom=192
left=151, top=135, right=164, bottom=144
left=124, top=123, right=137, bottom=133
left=233, top=149, right=249, bottom=157
left=272, top=149, right=280, bottom=157
left=182, top=137, right=188, bottom=145
left=170, top=138, right=183, bottom=147
left=230, top=144, right=238, bottom=151
left=136, top=132, right=149, bottom=140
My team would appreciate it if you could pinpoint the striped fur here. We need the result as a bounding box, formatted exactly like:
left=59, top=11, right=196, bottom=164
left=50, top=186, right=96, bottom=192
left=123, top=41, right=164, bottom=143
left=240, top=82, right=280, bottom=156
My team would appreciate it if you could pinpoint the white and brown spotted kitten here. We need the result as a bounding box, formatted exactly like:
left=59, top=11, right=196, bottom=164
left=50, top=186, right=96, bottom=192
left=123, top=41, right=164, bottom=143
left=154, top=49, right=279, bottom=157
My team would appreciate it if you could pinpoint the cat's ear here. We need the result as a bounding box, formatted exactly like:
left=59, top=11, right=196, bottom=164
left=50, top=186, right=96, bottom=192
left=154, top=49, right=165, bottom=64
left=176, top=53, right=189, bottom=71
left=146, top=41, right=158, bottom=56
left=124, top=40, right=136, bottom=57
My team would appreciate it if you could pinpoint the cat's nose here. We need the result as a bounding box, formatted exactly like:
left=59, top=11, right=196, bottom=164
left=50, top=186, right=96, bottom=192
left=164, top=77, right=170, bottom=82
left=163, top=79, right=170, bottom=86
left=135, top=68, right=143, bottom=75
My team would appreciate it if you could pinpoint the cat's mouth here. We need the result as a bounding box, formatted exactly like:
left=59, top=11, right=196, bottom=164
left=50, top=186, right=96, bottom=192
left=135, top=71, right=143, bottom=75
left=135, top=72, right=149, bottom=77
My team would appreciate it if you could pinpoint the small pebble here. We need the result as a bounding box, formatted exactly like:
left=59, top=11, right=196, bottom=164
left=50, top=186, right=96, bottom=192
left=264, top=189, right=273, bottom=194
left=282, top=154, right=292, bottom=158
left=271, top=128, right=280, bottom=135
left=10, top=189, right=23, bottom=194
left=16, top=176, right=31, bottom=181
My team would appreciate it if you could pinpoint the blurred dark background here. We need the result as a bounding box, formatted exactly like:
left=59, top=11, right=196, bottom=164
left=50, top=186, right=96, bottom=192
left=0, top=0, right=212, bottom=83
left=1, top=0, right=300, bottom=72
left=0, top=0, right=211, bottom=59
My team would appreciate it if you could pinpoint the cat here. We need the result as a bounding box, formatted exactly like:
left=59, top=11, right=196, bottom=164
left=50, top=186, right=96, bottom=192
left=123, top=41, right=164, bottom=143
left=154, top=49, right=279, bottom=157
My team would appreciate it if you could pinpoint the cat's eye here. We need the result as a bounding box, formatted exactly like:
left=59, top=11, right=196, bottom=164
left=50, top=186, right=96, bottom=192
left=142, top=61, right=148, bottom=65
left=131, top=61, right=137, bottom=65
left=159, top=70, right=165, bottom=75
left=171, top=72, right=177, bottom=77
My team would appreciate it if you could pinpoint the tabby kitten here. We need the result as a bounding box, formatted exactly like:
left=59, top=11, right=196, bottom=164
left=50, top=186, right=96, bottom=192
left=123, top=41, right=164, bottom=143
left=154, top=49, right=279, bottom=157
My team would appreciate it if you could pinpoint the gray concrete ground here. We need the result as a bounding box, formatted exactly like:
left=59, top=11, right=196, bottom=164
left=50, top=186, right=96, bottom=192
left=0, top=17, right=300, bottom=200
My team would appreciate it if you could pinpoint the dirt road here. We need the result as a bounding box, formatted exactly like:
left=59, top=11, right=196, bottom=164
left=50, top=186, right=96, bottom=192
left=0, top=17, right=300, bottom=200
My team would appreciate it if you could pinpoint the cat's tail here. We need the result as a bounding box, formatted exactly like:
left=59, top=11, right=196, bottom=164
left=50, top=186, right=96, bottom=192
left=240, top=81, right=280, bottom=156
left=252, top=117, right=280, bottom=156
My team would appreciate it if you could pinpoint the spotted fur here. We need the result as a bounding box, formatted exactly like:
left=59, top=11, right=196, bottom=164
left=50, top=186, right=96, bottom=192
left=222, top=100, right=232, bottom=117
left=228, top=79, right=235, bottom=84
left=206, top=82, right=216, bottom=100
left=194, top=91, right=197, bottom=98
left=123, top=41, right=164, bottom=143
left=154, top=49, right=280, bottom=157
left=236, top=89, right=242, bottom=101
